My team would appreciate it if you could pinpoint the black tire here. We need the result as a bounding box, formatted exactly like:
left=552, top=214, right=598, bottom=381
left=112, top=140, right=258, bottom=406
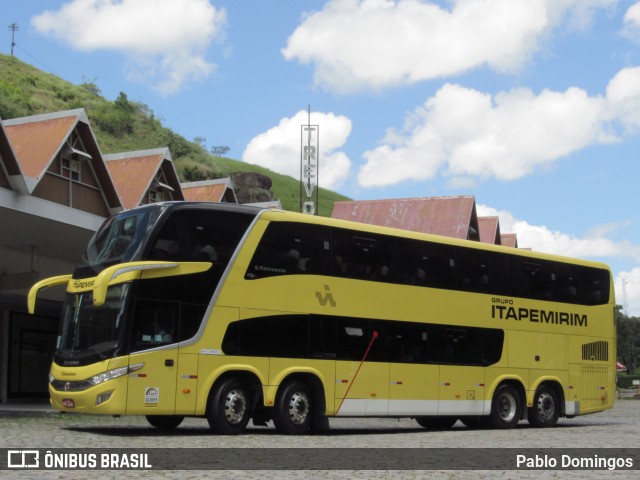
left=311, top=415, right=331, bottom=433
left=273, top=381, right=312, bottom=435
left=487, top=384, right=521, bottom=429
left=459, top=416, right=487, bottom=429
left=416, top=416, right=457, bottom=430
left=528, top=385, right=559, bottom=427
left=145, top=415, right=184, bottom=430
left=206, top=378, right=252, bottom=435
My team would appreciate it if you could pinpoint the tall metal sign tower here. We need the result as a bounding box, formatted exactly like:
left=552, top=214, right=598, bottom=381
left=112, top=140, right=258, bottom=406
left=8, top=23, right=18, bottom=56
left=300, top=105, right=319, bottom=215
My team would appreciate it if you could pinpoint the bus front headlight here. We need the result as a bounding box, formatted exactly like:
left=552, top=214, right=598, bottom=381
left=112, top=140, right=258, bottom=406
left=88, top=363, right=144, bottom=386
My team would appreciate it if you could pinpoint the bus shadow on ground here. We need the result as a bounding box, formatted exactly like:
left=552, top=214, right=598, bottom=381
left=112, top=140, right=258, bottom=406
left=62, top=421, right=595, bottom=437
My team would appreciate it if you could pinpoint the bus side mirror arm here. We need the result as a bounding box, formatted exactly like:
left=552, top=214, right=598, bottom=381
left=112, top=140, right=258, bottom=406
left=27, top=275, right=73, bottom=314
left=92, top=261, right=212, bottom=307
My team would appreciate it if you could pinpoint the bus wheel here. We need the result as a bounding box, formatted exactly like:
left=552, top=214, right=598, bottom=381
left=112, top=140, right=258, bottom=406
left=487, top=384, right=521, bottom=429
left=273, top=381, right=312, bottom=435
left=528, top=385, right=559, bottom=428
left=207, top=378, right=252, bottom=435
left=416, top=416, right=457, bottom=430
left=146, top=415, right=184, bottom=430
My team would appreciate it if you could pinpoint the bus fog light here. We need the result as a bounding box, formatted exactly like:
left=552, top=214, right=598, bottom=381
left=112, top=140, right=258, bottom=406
left=96, top=391, right=113, bottom=406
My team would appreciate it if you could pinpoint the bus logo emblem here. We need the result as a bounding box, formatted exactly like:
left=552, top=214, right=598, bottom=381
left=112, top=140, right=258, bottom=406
left=315, top=285, right=336, bottom=307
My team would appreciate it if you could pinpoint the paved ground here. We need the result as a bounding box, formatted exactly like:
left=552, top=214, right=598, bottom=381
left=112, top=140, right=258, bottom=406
left=1, top=400, right=638, bottom=479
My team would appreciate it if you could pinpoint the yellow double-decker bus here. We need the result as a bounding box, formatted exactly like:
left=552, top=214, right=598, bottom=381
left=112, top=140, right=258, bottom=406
left=29, top=202, right=615, bottom=434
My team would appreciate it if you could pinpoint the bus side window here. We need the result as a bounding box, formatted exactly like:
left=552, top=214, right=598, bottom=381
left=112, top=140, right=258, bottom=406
left=512, top=259, right=554, bottom=300
left=336, top=317, right=370, bottom=361
left=456, top=248, right=510, bottom=295
left=130, top=300, right=178, bottom=351
left=246, top=223, right=330, bottom=279
left=397, top=239, right=455, bottom=289
left=481, top=329, right=504, bottom=365
left=221, top=322, right=239, bottom=355
left=332, top=229, right=396, bottom=282
left=310, top=315, right=336, bottom=359
left=376, top=322, right=427, bottom=363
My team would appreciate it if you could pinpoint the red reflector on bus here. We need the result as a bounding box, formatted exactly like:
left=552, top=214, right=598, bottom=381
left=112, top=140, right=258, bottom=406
left=62, top=399, right=75, bottom=408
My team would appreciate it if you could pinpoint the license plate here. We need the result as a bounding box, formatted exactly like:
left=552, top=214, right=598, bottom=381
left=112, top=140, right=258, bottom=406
left=62, top=398, right=75, bottom=408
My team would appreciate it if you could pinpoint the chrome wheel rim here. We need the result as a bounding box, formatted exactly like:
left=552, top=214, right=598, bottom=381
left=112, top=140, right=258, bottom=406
left=288, top=391, right=310, bottom=425
left=536, top=392, right=555, bottom=420
left=497, top=392, right=517, bottom=422
left=224, top=388, right=247, bottom=425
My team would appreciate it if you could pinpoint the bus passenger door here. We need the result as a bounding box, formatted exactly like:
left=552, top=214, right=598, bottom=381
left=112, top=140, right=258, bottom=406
left=334, top=319, right=389, bottom=416
left=433, top=324, right=486, bottom=416
left=386, top=323, right=438, bottom=416
left=125, top=301, right=180, bottom=415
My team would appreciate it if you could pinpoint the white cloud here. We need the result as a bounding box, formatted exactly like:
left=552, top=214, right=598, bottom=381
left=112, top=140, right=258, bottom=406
left=242, top=111, right=352, bottom=190
left=615, top=269, right=640, bottom=316
left=283, top=0, right=615, bottom=93
left=606, top=66, right=640, bottom=131
left=358, top=82, right=612, bottom=187
left=476, top=205, right=635, bottom=260
left=31, top=0, right=226, bottom=94
left=478, top=204, right=640, bottom=314
left=622, top=1, right=640, bottom=42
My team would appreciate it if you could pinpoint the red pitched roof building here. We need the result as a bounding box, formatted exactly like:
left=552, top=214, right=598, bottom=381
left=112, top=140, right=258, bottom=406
left=332, top=196, right=480, bottom=241
left=478, top=216, right=502, bottom=245
left=3, top=109, right=121, bottom=215
left=182, top=178, right=238, bottom=203
left=104, top=148, right=184, bottom=210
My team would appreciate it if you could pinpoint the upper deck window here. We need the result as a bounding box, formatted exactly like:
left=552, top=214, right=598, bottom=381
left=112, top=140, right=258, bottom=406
left=81, top=208, right=157, bottom=268
left=245, top=220, right=610, bottom=306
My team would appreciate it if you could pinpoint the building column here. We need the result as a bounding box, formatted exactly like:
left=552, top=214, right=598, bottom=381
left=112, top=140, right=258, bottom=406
left=0, top=308, right=9, bottom=403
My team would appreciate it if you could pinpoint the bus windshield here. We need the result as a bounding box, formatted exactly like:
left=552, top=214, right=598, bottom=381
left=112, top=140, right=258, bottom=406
left=81, top=207, right=160, bottom=268
left=55, top=204, right=260, bottom=365
left=56, top=284, right=129, bottom=364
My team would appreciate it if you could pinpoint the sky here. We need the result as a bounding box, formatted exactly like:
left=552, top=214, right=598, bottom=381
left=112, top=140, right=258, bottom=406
left=4, top=0, right=640, bottom=314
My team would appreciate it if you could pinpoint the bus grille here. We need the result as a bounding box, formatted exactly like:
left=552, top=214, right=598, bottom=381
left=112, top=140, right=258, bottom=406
left=51, top=379, right=92, bottom=392
left=580, top=365, right=609, bottom=409
left=582, top=341, right=608, bottom=361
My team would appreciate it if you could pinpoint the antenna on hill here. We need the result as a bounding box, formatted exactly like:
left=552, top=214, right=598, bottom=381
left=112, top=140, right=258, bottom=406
left=623, top=279, right=629, bottom=317
left=8, top=23, right=18, bottom=56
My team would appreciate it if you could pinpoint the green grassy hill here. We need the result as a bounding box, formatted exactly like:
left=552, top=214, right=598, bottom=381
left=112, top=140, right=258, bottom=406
left=0, top=54, right=349, bottom=215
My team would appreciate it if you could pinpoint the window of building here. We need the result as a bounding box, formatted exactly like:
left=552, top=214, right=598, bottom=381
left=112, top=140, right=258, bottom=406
left=149, top=190, right=164, bottom=203
left=61, top=158, right=81, bottom=181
